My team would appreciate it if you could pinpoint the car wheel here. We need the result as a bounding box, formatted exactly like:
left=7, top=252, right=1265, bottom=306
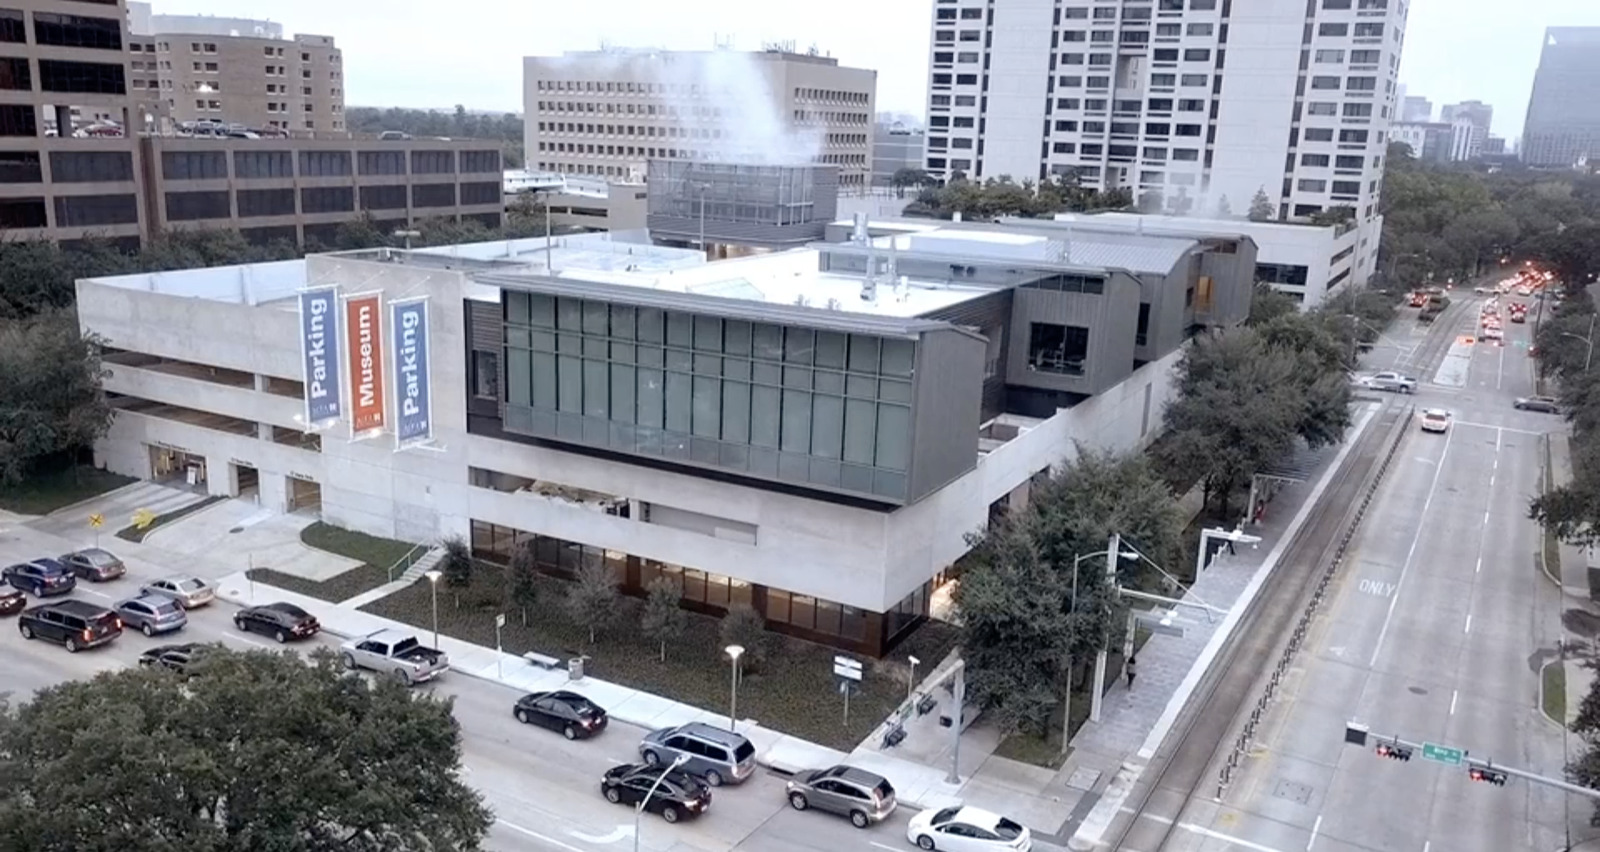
left=563, top=725, right=577, bottom=741
left=642, top=749, right=661, bottom=766
left=234, top=618, right=246, bottom=631
left=916, top=835, right=936, bottom=851
left=141, top=623, right=153, bottom=637
left=19, top=624, right=33, bottom=639
left=703, top=770, right=723, bottom=788
left=604, top=786, right=621, bottom=804
left=64, top=636, right=79, bottom=653
left=341, top=652, right=357, bottom=669
left=789, top=792, right=808, bottom=811
left=661, top=805, right=680, bottom=824
left=393, top=668, right=411, bottom=685
left=274, top=630, right=287, bottom=644
left=515, top=709, right=530, bottom=724
left=850, top=810, right=870, bottom=829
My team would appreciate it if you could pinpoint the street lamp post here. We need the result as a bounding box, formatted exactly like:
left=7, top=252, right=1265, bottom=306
left=424, top=569, right=443, bottom=650
left=724, top=644, right=744, bottom=732
left=1557, top=313, right=1597, bottom=373
left=634, top=754, right=690, bottom=852
left=697, top=183, right=708, bottom=258
left=907, top=655, right=921, bottom=704
left=392, top=228, right=420, bottom=251
left=1196, top=525, right=1263, bottom=576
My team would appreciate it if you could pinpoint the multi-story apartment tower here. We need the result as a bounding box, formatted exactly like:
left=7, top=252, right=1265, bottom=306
left=1523, top=27, right=1600, bottom=168
left=922, top=0, right=1407, bottom=285
left=1440, top=99, right=1491, bottom=160
left=523, top=48, right=877, bottom=189
left=127, top=5, right=345, bottom=134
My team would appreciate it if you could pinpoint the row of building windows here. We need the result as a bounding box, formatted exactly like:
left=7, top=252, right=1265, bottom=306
left=162, top=182, right=497, bottom=221
left=158, top=149, right=501, bottom=180
left=467, top=519, right=878, bottom=645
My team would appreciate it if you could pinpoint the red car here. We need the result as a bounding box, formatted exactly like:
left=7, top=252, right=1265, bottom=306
left=0, top=588, right=24, bottom=616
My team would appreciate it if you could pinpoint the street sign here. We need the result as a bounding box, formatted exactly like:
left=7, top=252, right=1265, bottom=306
left=833, top=655, right=863, bottom=682
left=1423, top=742, right=1463, bottom=766
left=88, top=513, right=103, bottom=529
left=132, top=508, right=156, bottom=529
left=495, top=613, right=506, bottom=628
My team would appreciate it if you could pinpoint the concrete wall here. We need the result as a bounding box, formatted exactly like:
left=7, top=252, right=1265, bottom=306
left=974, top=0, right=1054, bottom=183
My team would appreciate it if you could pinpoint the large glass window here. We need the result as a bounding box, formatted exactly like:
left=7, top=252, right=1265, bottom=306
left=1027, top=323, right=1089, bottom=375
left=33, top=12, right=122, bottom=50
left=50, top=151, right=131, bottom=183
left=38, top=60, right=124, bottom=94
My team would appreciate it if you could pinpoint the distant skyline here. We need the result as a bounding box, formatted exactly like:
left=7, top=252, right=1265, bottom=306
left=147, top=0, right=1600, bottom=140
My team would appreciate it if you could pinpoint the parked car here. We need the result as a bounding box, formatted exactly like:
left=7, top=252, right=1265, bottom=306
left=599, top=763, right=711, bottom=823
left=114, top=592, right=188, bottom=636
left=1420, top=409, right=1452, bottom=434
left=138, top=643, right=217, bottom=677
left=907, top=805, right=1032, bottom=852
left=1365, top=371, right=1417, bottom=394
left=0, top=588, right=25, bottom=616
left=639, top=722, right=757, bottom=787
left=786, top=764, right=897, bottom=828
left=339, top=629, right=449, bottom=684
left=18, top=599, right=122, bottom=652
left=141, top=574, right=215, bottom=609
left=1515, top=396, right=1561, bottom=414
left=3, top=559, right=76, bottom=597
left=513, top=690, right=609, bottom=739
left=60, top=547, right=126, bottom=582
left=234, top=602, right=319, bottom=643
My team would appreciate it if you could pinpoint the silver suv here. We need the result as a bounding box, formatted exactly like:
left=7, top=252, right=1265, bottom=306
left=639, top=722, right=756, bottom=787
left=786, top=764, right=898, bottom=828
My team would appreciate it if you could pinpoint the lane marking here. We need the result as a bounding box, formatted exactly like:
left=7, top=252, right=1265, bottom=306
left=1452, top=419, right=1541, bottom=436
left=1425, top=842, right=1432, bottom=852
left=1464, top=614, right=1472, bottom=635
left=219, top=633, right=271, bottom=649
left=496, top=819, right=589, bottom=852
left=1450, top=690, right=1459, bottom=715
left=75, top=588, right=110, bottom=600
left=871, top=844, right=904, bottom=852
left=568, top=826, right=633, bottom=843
left=1119, top=807, right=1175, bottom=824
left=1475, top=556, right=1482, bottom=574
left=1498, top=344, right=1505, bottom=390
left=1179, top=822, right=1290, bottom=852
left=1307, top=814, right=1323, bottom=851
left=1370, top=426, right=1456, bottom=667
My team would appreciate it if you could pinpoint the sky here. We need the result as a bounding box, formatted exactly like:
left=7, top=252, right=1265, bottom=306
left=148, top=0, right=1600, bottom=141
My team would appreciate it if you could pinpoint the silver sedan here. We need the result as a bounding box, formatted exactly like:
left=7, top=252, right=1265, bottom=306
left=141, top=574, right=216, bottom=609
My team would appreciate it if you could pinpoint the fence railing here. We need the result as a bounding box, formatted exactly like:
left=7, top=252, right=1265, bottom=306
left=1215, top=403, right=1415, bottom=798
left=387, top=541, right=433, bottom=584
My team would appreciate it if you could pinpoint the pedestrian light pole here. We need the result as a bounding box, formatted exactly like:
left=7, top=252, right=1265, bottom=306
left=1557, top=313, right=1597, bottom=372
left=424, top=569, right=443, bottom=650
left=724, top=644, right=744, bottom=732
left=634, top=754, right=690, bottom=852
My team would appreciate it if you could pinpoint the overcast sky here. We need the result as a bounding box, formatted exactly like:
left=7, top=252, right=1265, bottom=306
left=151, top=0, right=1600, bottom=140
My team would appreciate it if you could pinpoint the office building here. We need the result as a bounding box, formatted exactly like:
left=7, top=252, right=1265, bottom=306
left=502, top=169, right=649, bottom=233
left=646, top=160, right=839, bottom=253
left=77, top=217, right=1253, bottom=655
left=1390, top=121, right=1452, bottom=164
left=1483, top=136, right=1506, bottom=156
left=921, top=0, right=1408, bottom=281
left=0, top=0, right=501, bottom=246
left=1524, top=27, right=1600, bottom=168
left=1076, top=211, right=1362, bottom=306
left=871, top=121, right=924, bottom=187
left=1400, top=94, right=1432, bottom=123
left=523, top=48, right=877, bottom=189
left=1440, top=99, right=1492, bottom=160
left=127, top=4, right=345, bottom=134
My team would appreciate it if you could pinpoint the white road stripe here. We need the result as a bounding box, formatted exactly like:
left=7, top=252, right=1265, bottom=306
left=1450, top=690, right=1459, bottom=715
left=219, top=633, right=271, bottom=649
left=1464, top=614, right=1472, bottom=634
left=1180, top=822, right=1290, bottom=852
left=1307, top=814, right=1323, bottom=850
left=496, top=819, right=589, bottom=852
left=1119, top=807, right=1175, bottom=824
left=1371, top=427, right=1455, bottom=667
left=74, top=588, right=110, bottom=600
left=1475, top=557, right=1482, bottom=574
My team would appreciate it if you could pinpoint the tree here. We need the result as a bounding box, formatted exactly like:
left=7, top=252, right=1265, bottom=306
left=566, top=557, right=619, bottom=646
left=1246, top=283, right=1300, bottom=327
left=1248, top=188, right=1274, bottom=222
left=505, top=540, right=539, bottom=626
left=335, top=213, right=392, bottom=251
left=1137, top=190, right=1164, bottom=214
left=719, top=604, right=769, bottom=671
left=639, top=576, right=687, bottom=662
left=890, top=167, right=932, bottom=198
left=0, top=646, right=494, bottom=851
left=0, top=310, right=114, bottom=485
left=441, top=534, right=472, bottom=607
left=1568, top=657, right=1600, bottom=823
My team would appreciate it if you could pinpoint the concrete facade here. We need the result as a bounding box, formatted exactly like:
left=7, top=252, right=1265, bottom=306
left=871, top=122, right=922, bottom=187
left=77, top=222, right=1249, bottom=656
left=524, top=49, right=877, bottom=189
left=141, top=29, right=344, bottom=135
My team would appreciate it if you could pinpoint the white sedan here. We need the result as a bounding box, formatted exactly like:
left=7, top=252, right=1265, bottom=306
left=1420, top=409, right=1451, bottom=433
left=142, top=574, right=216, bottom=609
left=908, top=805, right=1031, bottom=851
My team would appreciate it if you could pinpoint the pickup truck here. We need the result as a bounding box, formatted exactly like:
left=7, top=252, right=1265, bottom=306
left=1365, top=371, right=1417, bottom=394
left=339, top=629, right=449, bottom=684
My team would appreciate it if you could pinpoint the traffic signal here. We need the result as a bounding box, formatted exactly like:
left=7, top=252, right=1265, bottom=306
left=1376, top=743, right=1413, bottom=761
left=1468, top=767, right=1508, bottom=786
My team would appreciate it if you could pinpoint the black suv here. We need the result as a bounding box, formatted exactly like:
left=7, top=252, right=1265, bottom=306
left=18, top=599, right=122, bottom=652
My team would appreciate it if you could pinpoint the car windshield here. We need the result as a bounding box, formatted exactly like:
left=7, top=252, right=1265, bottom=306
left=932, top=807, right=962, bottom=825
left=272, top=604, right=309, bottom=618
left=152, top=600, right=182, bottom=615
left=83, top=550, right=115, bottom=565
left=177, top=578, right=205, bottom=591
left=995, top=817, right=1025, bottom=839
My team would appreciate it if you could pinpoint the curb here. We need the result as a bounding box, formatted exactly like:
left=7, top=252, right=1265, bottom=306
left=1537, top=658, right=1567, bottom=729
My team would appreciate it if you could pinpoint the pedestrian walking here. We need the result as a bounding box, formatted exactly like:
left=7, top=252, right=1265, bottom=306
left=1225, top=536, right=1236, bottom=555
left=1126, top=655, right=1137, bottom=689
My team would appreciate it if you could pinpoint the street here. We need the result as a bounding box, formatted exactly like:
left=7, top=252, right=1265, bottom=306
left=1114, top=291, right=1587, bottom=851
left=0, top=538, right=924, bottom=852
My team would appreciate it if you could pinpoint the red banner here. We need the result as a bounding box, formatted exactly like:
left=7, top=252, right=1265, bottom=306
left=345, top=294, right=386, bottom=432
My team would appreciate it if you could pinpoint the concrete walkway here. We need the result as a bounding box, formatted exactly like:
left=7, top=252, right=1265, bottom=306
left=144, top=499, right=361, bottom=580
left=1548, top=432, right=1595, bottom=600
left=24, top=480, right=204, bottom=539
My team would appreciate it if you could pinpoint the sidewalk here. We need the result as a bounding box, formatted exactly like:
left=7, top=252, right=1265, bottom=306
left=213, top=571, right=966, bottom=811
left=1547, top=432, right=1594, bottom=600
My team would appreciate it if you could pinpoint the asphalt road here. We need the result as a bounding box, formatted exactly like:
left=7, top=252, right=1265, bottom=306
left=0, top=534, right=933, bottom=852
left=1112, top=293, right=1590, bottom=851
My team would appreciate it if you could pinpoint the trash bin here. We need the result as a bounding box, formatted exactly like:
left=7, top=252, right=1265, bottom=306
left=568, top=657, right=585, bottom=681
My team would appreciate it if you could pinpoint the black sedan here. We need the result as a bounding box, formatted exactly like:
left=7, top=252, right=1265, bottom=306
left=513, top=690, right=608, bottom=740
left=599, top=764, right=710, bottom=823
left=138, top=643, right=215, bottom=677
left=0, top=589, right=23, bottom=616
left=233, top=602, right=320, bottom=643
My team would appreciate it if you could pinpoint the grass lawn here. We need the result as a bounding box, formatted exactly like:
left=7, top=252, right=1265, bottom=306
left=360, top=569, right=960, bottom=751
left=994, top=727, right=1074, bottom=770
left=247, top=522, right=420, bottom=604
left=0, top=466, right=135, bottom=515
left=1543, top=660, right=1568, bottom=725
left=114, top=495, right=226, bottom=542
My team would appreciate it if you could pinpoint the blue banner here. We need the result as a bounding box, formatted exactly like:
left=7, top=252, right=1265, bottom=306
left=298, top=287, right=342, bottom=424
left=391, top=298, right=433, bottom=444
